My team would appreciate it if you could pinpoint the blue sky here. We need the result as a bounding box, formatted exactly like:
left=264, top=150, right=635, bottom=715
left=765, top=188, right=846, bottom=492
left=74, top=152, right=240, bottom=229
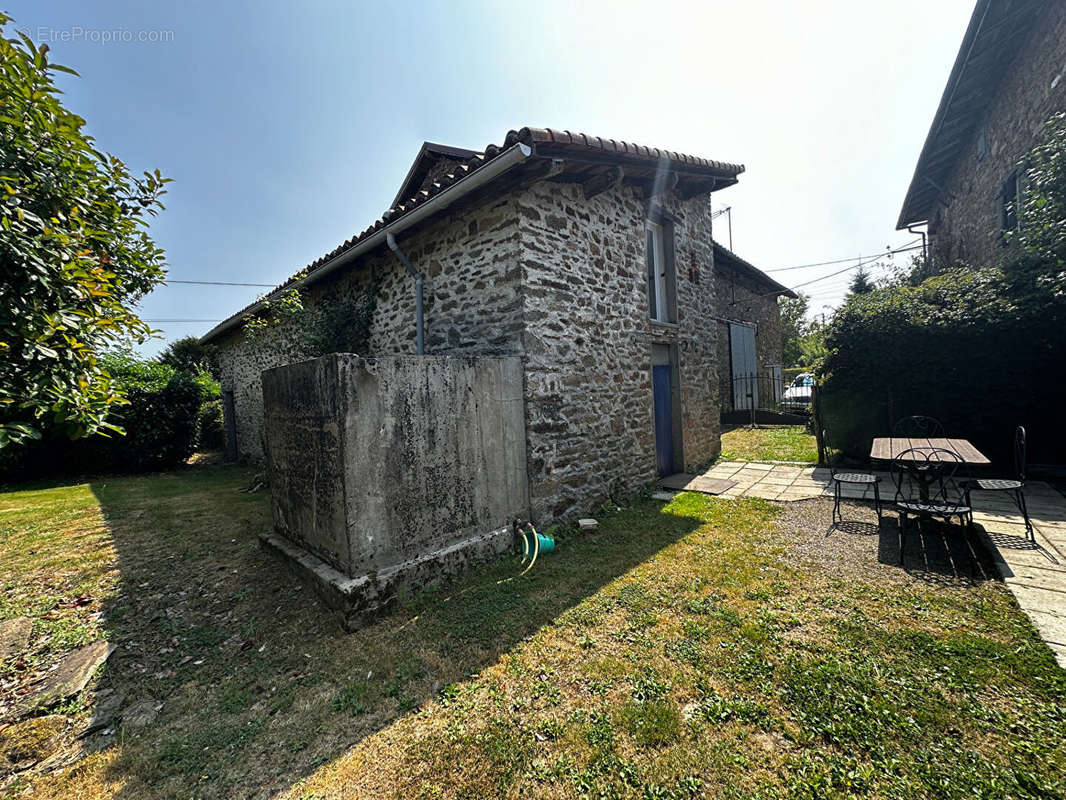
left=9, top=0, right=974, bottom=353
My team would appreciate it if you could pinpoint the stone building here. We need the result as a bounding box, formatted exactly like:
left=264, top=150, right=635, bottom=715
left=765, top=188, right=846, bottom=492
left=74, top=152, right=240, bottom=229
left=712, top=242, right=795, bottom=413
left=897, top=0, right=1066, bottom=266
left=202, top=127, right=783, bottom=521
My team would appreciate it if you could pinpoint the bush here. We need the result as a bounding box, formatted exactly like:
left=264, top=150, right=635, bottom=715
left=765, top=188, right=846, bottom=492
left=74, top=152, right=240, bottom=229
left=0, top=353, right=211, bottom=480
left=197, top=398, right=225, bottom=451
left=95, top=354, right=204, bottom=471
left=0, top=16, right=169, bottom=447
left=159, top=335, right=220, bottom=379
left=820, top=114, right=1066, bottom=470
left=818, top=268, right=1065, bottom=467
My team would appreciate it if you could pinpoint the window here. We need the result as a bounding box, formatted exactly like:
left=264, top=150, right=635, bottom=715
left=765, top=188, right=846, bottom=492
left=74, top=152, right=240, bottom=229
left=645, top=220, right=677, bottom=323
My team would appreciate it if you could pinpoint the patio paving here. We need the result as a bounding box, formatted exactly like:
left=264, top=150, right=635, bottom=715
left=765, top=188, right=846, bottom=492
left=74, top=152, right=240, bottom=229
left=682, top=461, right=1066, bottom=667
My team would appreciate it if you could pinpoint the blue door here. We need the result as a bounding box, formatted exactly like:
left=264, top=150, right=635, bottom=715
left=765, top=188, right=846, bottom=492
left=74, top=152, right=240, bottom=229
left=653, top=364, right=674, bottom=476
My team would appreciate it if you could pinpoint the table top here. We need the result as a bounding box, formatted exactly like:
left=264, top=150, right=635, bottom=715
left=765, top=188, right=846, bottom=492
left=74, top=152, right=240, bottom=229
left=870, top=437, right=990, bottom=464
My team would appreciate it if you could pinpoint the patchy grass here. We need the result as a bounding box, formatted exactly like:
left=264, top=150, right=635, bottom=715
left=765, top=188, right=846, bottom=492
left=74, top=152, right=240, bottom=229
left=720, top=424, right=817, bottom=463
left=1, top=466, right=1064, bottom=799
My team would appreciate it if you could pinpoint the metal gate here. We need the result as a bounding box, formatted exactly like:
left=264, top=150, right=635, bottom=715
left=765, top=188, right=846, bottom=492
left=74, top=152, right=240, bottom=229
left=729, top=323, right=758, bottom=410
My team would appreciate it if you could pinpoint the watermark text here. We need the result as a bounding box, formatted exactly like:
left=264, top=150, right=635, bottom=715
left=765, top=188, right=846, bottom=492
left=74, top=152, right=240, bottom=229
left=35, top=26, right=175, bottom=45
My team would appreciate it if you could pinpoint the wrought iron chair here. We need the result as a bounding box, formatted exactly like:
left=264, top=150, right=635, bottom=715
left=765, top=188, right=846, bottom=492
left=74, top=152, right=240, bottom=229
left=892, top=415, right=945, bottom=440
left=824, top=429, right=882, bottom=525
left=891, top=447, right=973, bottom=563
left=965, top=426, right=1034, bottom=541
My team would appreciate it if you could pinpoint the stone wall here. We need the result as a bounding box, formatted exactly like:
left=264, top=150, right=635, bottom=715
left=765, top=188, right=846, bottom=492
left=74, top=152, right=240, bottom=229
left=216, top=192, right=523, bottom=461
left=214, top=317, right=309, bottom=463
left=932, top=2, right=1066, bottom=267
left=516, top=181, right=720, bottom=520
left=713, top=266, right=785, bottom=406
left=217, top=174, right=724, bottom=524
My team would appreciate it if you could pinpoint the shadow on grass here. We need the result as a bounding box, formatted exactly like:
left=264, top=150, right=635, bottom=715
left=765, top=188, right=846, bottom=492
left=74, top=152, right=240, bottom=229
left=80, top=465, right=707, bottom=798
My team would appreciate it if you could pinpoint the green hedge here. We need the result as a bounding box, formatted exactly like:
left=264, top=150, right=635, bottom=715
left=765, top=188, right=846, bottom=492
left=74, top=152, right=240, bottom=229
left=91, top=355, right=206, bottom=470
left=818, top=268, right=1064, bottom=468
left=0, top=354, right=215, bottom=480
left=197, top=398, right=225, bottom=451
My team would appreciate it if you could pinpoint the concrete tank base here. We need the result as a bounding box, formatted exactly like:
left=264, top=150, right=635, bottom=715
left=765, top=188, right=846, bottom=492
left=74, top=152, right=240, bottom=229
left=259, top=351, right=529, bottom=631
left=259, top=525, right=515, bottom=631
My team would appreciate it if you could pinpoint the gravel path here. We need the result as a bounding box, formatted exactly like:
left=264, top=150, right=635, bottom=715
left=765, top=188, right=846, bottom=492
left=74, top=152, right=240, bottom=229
left=778, top=496, right=1001, bottom=586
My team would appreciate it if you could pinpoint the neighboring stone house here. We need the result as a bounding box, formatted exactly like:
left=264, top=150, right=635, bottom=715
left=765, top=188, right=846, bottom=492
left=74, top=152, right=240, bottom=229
left=712, top=242, right=795, bottom=413
left=202, top=127, right=757, bottom=521
left=897, top=0, right=1065, bottom=266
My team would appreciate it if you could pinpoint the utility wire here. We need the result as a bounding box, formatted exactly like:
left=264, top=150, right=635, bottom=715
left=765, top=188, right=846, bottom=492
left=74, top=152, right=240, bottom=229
left=766, top=241, right=923, bottom=273
left=144, top=319, right=221, bottom=323
left=787, top=253, right=886, bottom=292
left=166, top=280, right=276, bottom=287
left=155, top=241, right=925, bottom=316
left=784, top=238, right=923, bottom=293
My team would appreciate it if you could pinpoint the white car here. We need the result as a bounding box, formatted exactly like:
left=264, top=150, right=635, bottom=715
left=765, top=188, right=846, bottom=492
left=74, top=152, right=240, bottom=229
left=782, top=373, right=815, bottom=413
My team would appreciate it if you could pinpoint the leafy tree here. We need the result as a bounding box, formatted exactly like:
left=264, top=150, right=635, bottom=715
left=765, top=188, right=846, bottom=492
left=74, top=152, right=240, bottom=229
left=798, top=316, right=828, bottom=365
left=0, top=15, right=169, bottom=447
left=847, top=266, right=875, bottom=295
left=779, top=293, right=811, bottom=367
left=159, top=335, right=219, bottom=378
left=94, top=351, right=205, bottom=470
left=0, top=350, right=210, bottom=478
left=890, top=253, right=937, bottom=287
left=819, top=113, right=1066, bottom=467
left=1007, top=111, right=1066, bottom=296
left=779, top=292, right=828, bottom=367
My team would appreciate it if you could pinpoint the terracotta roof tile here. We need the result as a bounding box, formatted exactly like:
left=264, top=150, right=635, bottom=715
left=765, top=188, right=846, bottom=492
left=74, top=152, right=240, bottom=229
left=202, top=127, right=743, bottom=342
left=713, top=241, right=796, bottom=299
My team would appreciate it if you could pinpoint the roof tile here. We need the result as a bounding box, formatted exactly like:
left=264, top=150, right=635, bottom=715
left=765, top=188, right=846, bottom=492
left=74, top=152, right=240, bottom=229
left=202, top=126, right=744, bottom=341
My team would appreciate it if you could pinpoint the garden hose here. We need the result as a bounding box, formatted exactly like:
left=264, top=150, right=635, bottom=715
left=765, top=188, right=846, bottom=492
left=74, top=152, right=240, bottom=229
left=515, top=520, right=555, bottom=577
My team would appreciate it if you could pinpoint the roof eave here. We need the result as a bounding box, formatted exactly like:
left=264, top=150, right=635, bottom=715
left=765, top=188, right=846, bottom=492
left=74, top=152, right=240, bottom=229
left=897, top=0, right=994, bottom=229
left=713, top=242, right=796, bottom=299
left=896, top=0, right=1046, bottom=230
left=200, top=142, right=533, bottom=345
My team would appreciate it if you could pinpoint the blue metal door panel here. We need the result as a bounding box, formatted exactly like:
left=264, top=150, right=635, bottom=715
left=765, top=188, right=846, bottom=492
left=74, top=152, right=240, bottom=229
left=653, top=364, right=674, bottom=476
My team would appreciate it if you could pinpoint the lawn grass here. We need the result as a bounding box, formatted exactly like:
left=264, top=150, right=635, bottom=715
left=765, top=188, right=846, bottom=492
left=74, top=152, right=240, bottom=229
left=719, top=424, right=818, bottom=464
left=1, top=464, right=1063, bottom=799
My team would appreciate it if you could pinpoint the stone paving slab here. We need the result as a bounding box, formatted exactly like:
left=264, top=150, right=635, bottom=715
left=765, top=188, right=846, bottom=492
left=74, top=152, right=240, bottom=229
left=693, top=460, right=1066, bottom=667
left=940, top=495, right=1065, bottom=666
left=0, top=617, right=32, bottom=663
left=658, top=473, right=736, bottom=494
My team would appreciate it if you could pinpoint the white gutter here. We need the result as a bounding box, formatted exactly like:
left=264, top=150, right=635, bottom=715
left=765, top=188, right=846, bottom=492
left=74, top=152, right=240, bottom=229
left=200, top=142, right=533, bottom=344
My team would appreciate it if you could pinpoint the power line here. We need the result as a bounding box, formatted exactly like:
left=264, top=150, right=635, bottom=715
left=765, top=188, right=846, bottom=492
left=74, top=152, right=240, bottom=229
left=766, top=241, right=923, bottom=273
left=166, top=280, right=275, bottom=287
left=785, top=239, right=923, bottom=293
left=787, top=253, right=885, bottom=292
left=152, top=240, right=924, bottom=317
left=145, top=319, right=220, bottom=323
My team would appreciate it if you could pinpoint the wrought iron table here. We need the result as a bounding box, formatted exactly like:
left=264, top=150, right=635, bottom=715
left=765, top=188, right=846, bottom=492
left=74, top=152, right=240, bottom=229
left=871, top=437, right=990, bottom=502
left=870, top=438, right=990, bottom=465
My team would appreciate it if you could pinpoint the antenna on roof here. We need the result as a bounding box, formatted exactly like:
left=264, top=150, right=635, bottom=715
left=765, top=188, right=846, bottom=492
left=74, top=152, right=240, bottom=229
left=711, top=205, right=733, bottom=250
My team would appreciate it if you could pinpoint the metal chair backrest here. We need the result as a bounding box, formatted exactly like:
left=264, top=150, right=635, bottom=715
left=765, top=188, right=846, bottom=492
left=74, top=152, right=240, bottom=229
left=822, top=429, right=837, bottom=477
left=1015, top=425, right=1027, bottom=483
left=889, top=448, right=917, bottom=503
left=890, top=447, right=969, bottom=512
left=892, top=415, right=945, bottom=439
